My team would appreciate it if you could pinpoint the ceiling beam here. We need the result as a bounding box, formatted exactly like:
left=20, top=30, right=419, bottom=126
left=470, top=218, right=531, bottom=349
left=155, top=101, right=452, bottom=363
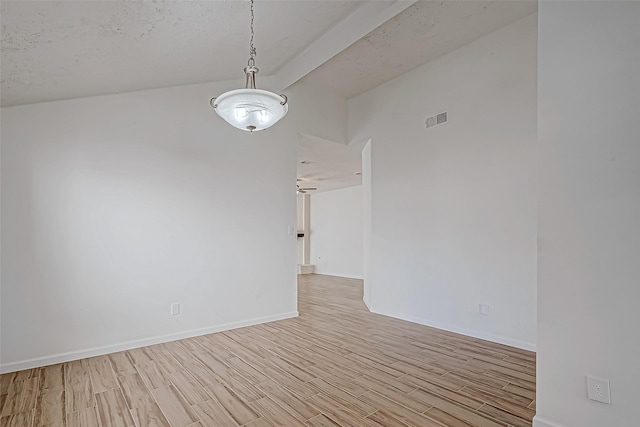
left=273, top=0, right=418, bottom=90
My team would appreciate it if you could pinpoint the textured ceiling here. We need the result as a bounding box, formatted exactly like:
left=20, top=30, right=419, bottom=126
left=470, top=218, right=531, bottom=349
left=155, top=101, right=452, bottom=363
left=1, top=0, right=538, bottom=193
left=296, top=0, right=537, bottom=193
left=300, top=0, right=538, bottom=98
left=0, top=0, right=360, bottom=107
left=297, top=134, right=363, bottom=193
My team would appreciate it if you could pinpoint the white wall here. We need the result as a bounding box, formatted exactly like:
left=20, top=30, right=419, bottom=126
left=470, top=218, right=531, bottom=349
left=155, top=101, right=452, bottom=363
left=287, top=80, right=348, bottom=144
left=310, top=186, right=363, bottom=279
left=1, top=80, right=298, bottom=372
left=362, top=140, right=372, bottom=308
left=349, top=14, right=538, bottom=350
left=535, top=2, right=640, bottom=427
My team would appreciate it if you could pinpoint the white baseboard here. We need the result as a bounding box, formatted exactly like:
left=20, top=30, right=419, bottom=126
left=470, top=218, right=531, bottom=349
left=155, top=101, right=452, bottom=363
left=371, top=308, right=536, bottom=352
left=533, top=416, right=567, bottom=427
left=312, top=272, right=364, bottom=280
left=363, top=296, right=371, bottom=311
left=297, top=264, right=315, bottom=274
left=0, top=311, right=298, bottom=374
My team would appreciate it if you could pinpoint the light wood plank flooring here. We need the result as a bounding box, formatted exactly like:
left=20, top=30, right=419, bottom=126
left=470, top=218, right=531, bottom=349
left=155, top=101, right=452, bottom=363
left=0, top=274, right=536, bottom=426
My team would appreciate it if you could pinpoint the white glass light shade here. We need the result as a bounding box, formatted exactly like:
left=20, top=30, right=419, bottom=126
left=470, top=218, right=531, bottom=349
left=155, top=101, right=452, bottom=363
left=213, top=89, right=288, bottom=132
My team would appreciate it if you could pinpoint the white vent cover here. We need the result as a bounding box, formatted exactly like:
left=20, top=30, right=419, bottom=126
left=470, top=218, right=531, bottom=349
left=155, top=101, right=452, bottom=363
left=425, top=112, right=447, bottom=128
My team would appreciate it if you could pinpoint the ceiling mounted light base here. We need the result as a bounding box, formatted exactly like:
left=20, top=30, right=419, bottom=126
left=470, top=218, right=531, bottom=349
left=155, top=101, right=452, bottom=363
left=210, top=0, right=288, bottom=132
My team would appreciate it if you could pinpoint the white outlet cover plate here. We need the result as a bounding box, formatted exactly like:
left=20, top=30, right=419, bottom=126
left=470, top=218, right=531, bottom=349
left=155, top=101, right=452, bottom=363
left=171, top=303, right=181, bottom=316
left=479, top=304, right=490, bottom=316
left=586, top=375, right=611, bottom=404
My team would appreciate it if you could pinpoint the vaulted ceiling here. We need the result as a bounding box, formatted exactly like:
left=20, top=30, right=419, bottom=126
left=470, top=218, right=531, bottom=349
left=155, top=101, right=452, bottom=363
left=0, top=0, right=409, bottom=107
left=1, top=0, right=537, bottom=192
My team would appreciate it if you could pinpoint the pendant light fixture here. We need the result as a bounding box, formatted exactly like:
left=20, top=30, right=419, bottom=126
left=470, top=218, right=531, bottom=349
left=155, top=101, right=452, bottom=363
left=210, top=0, right=288, bottom=132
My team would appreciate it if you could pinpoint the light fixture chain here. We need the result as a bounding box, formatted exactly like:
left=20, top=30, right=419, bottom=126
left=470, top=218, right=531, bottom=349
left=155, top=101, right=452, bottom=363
left=249, top=0, right=256, bottom=60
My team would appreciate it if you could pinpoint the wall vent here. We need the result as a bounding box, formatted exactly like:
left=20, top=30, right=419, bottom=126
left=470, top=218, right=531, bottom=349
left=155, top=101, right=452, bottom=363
left=426, top=112, right=447, bottom=128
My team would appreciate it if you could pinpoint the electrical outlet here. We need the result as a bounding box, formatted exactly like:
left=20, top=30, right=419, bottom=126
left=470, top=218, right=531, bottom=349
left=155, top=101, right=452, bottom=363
left=586, top=376, right=611, bottom=404
left=479, top=304, right=490, bottom=316
left=171, top=303, right=181, bottom=316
